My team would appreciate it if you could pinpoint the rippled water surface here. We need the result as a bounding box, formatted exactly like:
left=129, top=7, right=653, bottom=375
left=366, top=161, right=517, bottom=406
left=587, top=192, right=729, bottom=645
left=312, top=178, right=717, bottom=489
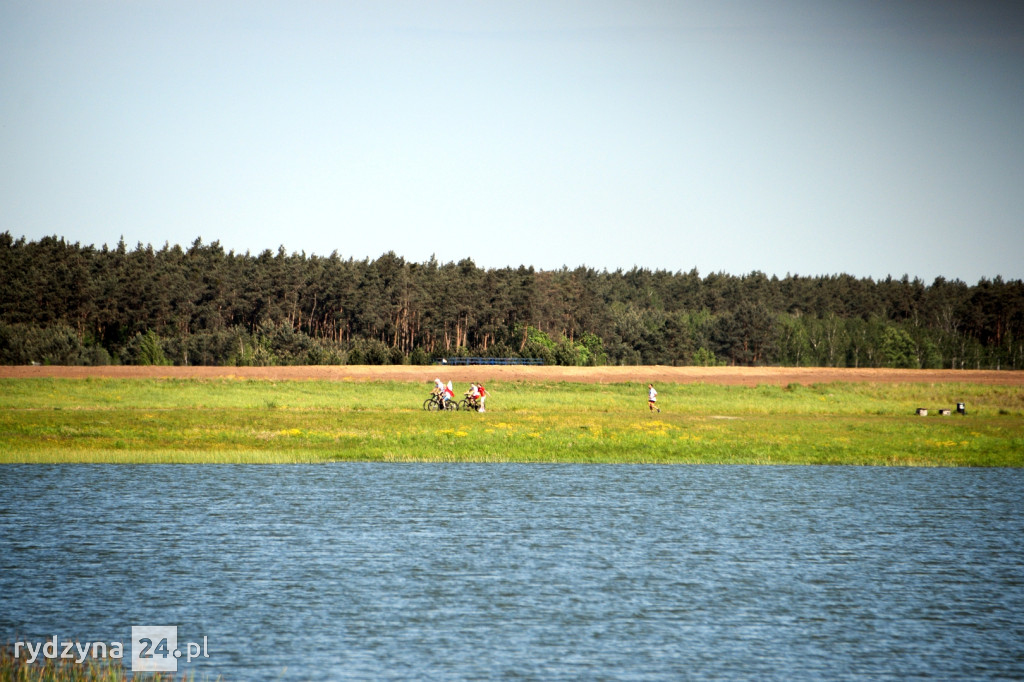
left=2, top=464, right=1023, bottom=680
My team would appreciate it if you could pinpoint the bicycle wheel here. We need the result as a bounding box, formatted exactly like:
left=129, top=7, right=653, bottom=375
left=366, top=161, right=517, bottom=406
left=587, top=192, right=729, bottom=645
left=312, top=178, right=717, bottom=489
left=424, top=397, right=439, bottom=411
left=445, top=399, right=459, bottom=411
left=457, top=399, right=470, bottom=411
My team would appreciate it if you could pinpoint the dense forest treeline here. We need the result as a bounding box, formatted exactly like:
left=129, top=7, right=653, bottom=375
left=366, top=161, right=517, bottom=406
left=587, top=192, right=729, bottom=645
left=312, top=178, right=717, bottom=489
left=2, top=233, right=1022, bottom=369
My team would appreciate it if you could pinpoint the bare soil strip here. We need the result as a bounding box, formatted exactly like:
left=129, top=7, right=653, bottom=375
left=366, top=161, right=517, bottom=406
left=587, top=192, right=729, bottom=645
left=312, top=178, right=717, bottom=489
left=1, top=365, right=1021, bottom=386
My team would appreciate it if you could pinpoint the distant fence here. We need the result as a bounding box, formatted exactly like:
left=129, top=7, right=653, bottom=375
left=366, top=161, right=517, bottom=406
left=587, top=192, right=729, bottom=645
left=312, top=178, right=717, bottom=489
left=435, top=357, right=544, bottom=366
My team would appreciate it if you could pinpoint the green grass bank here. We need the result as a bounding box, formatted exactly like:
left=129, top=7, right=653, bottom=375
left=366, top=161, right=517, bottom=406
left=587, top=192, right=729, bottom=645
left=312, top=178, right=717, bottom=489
left=1, top=378, right=1022, bottom=466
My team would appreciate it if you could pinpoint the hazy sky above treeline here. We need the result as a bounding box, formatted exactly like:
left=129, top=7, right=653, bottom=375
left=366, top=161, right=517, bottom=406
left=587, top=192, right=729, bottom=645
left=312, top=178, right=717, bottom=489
left=2, top=1, right=1022, bottom=282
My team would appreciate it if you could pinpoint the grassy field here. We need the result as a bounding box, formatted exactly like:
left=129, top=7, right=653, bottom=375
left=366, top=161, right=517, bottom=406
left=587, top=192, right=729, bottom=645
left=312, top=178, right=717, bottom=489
left=1, top=377, right=1022, bottom=466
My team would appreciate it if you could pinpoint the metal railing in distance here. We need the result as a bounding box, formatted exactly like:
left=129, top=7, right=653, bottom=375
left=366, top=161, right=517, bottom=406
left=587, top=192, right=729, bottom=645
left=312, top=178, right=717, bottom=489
left=435, top=357, right=544, bottom=366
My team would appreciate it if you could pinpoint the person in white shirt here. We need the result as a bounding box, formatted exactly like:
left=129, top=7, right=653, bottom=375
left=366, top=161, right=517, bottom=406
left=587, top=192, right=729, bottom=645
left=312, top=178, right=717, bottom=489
left=648, top=384, right=660, bottom=413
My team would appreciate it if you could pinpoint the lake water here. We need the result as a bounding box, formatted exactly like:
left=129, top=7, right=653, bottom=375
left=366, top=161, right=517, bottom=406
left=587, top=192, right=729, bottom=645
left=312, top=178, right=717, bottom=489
left=1, top=463, right=1022, bottom=680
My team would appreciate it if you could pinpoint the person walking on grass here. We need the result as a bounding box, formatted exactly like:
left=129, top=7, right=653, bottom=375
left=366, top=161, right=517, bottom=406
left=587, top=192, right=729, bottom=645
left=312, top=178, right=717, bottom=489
left=648, top=383, right=660, bottom=413
left=477, top=382, right=487, bottom=412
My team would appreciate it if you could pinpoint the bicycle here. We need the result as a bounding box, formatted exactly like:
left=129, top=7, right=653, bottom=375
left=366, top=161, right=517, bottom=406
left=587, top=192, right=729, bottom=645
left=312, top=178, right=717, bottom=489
left=423, top=394, right=458, bottom=411
left=458, top=396, right=481, bottom=412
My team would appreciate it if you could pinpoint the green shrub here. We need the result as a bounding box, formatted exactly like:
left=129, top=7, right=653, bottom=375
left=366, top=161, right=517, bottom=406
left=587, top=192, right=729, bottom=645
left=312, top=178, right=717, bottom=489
left=692, top=347, right=723, bottom=367
left=125, top=330, right=170, bottom=366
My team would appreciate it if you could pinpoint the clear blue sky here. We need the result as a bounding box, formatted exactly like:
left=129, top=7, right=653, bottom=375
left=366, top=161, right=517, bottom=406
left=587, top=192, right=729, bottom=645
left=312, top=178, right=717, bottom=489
left=3, top=1, right=1022, bottom=282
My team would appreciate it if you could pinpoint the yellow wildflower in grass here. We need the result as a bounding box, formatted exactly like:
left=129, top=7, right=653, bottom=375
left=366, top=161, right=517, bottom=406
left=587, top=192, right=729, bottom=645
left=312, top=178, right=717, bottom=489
left=277, top=428, right=302, bottom=437
left=633, top=420, right=678, bottom=434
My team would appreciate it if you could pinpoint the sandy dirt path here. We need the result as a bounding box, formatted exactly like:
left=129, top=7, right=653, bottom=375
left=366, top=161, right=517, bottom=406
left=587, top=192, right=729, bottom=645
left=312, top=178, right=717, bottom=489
left=1, top=365, right=1021, bottom=386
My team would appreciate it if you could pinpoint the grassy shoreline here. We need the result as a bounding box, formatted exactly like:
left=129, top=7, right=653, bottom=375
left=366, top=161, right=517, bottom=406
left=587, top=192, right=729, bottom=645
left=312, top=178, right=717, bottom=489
left=1, top=378, right=1022, bottom=466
